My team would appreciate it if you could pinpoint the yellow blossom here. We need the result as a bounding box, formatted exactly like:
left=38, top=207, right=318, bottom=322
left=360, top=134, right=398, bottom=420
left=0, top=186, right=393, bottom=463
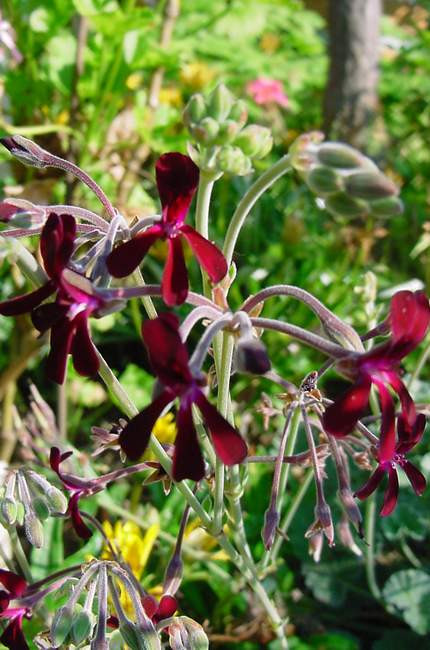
left=143, top=412, right=177, bottom=461
left=184, top=519, right=229, bottom=561
left=159, top=86, right=183, bottom=107
left=180, top=62, right=215, bottom=90
left=126, top=72, right=143, bottom=90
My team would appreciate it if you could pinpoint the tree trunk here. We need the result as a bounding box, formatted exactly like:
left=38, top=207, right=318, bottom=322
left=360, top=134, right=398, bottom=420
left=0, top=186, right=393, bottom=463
left=323, top=0, right=381, bottom=149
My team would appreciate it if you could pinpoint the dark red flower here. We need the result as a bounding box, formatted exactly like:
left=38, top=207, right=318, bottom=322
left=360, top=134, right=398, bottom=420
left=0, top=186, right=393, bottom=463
left=323, top=291, right=430, bottom=460
left=119, top=313, right=248, bottom=481
left=142, top=594, right=177, bottom=624
left=50, top=447, right=94, bottom=539
left=0, top=570, right=30, bottom=650
left=355, top=413, right=427, bottom=516
left=106, top=153, right=227, bottom=306
left=0, top=212, right=104, bottom=383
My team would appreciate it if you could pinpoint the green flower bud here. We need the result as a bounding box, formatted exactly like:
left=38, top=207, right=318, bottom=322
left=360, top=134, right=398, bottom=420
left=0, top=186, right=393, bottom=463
left=33, top=496, right=50, bottom=521
left=345, top=171, right=398, bottom=200
left=46, top=486, right=68, bottom=514
left=369, top=196, right=403, bottom=218
left=207, top=83, right=234, bottom=121
left=51, top=607, right=73, bottom=646
left=71, top=609, right=94, bottom=645
left=216, top=146, right=252, bottom=176
left=16, top=501, right=25, bottom=526
left=228, top=99, right=248, bottom=127
left=182, top=94, right=206, bottom=126
left=317, top=142, right=365, bottom=169
left=24, top=513, right=44, bottom=548
left=120, top=621, right=160, bottom=650
left=169, top=617, right=209, bottom=650
left=306, top=166, right=341, bottom=195
left=234, top=124, right=272, bottom=158
left=325, top=192, right=368, bottom=219
left=215, top=119, right=241, bottom=144
left=0, top=497, right=17, bottom=526
left=190, top=117, right=219, bottom=144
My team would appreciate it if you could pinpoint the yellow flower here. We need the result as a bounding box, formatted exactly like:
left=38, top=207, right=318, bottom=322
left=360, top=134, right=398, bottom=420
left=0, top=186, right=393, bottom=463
left=159, top=87, right=183, bottom=107
left=260, top=32, right=281, bottom=54
left=180, top=62, right=215, bottom=90
left=184, top=519, right=229, bottom=561
left=143, top=412, right=177, bottom=461
left=126, top=72, right=143, bottom=90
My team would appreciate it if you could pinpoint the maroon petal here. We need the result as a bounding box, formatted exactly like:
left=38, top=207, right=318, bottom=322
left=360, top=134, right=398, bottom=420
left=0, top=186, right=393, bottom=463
left=107, top=615, right=119, bottom=629
left=373, top=380, right=396, bottom=463
left=380, top=467, right=399, bottom=516
left=156, top=153, right=199, bottom=225
left=323, top=375, right=372, bottom=437
left=397, top=413, right=426, bottom=453
left=0, top=571, right=27, bottom=598
left=50, top=446, right=72, bottom=475
left=162, top=237, right=189, bottom=306
left=31, top=301, right=67, bottom=332
left=402, top=460, right=426, bottom=496
left=172, top=404, right=205, bottom=481
left=70, top=312, right=100, bottom=377
left=387, top=373, right=416, bottom=429
left=142, top=313, right=192, bottom=389
left=194, top=392, right=248, bottom=466
left=68, top=493, right=92, bottom=539
left=0, top=614, right=29, bottom=650
left=119, top=392, right=173, bottom=461
left=180, top=225, right=227, bottom=283
left=0, top=202, right=20, bottom=222
left=41, top=213, right=76, bottom=278
left=106, top=226, right=162, bottom=278
left=0, top=281, right=55, bottom=317
left=354, top=466, right=385, bottom=501
left=154, top=595, right=178, bottom=622
left=390, top=290, right=430, bottom=349
left=142, top=595, right=158, bottom=620
left=46, top=318, right=77, bottom=384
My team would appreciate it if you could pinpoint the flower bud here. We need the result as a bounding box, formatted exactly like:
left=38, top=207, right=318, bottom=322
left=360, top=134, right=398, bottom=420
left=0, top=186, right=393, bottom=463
left=0, top=135, right=49, bottom=168
left=216, top=146, right=252, bottom=176
left=168, top=617, right=209, bottom=650
left=182, top=94, right=206, bottom=126
left=306, top=166, right=341, bottom=195
left=0, top=199, right=45, bottom=229
left=190, top=117, right=219, bottom=144
left=234, top=124, right=273, bottom=158
left=324, top=192, right=368, bottom=219
left=45, top=486, right=68, bottom=514
left=24, top=513, right=44, bottom=548
left=228, top=99, right=248, bottom=127
left=32, top=496, right=50, bottom=521
left=16, top=501, right=25, bottom=526
left=51, top=606, right=74, bottom=646
left=317, top=142, right=365, bottom=169
left=119, top=621, right=160, bottom=650
left=369, top=196, right=403, bottom=218
left=345, top=171, right=398, bottom=200
left=338, top=517, right=362, bottom=557
left=307, top=531, right=323, bottom=563
left=163, top=554, right=183, bottom=596
left=262, top=506, right=279, bottom=550
left=235, top=337, right=271, bottom=375
left=215, top=119, right=241, bottom=144
left=207, top=83, right=233, bottom=121
left=0, top=497, right=17, bottom=526
left=71, top=609, right=94, bottom=645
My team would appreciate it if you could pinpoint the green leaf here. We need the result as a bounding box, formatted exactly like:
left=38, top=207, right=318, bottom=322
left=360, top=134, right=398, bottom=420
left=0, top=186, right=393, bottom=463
left=382, top=569, right=430, bottom=635
left=73, top=0, right=118, bottom=16
left=118, top=363, right=152, bottom=409
left=303, top=563, right=347, bottom=607
left=372, top=629, right=426, bottom=650
left=308, top=633, right=359, bottom=650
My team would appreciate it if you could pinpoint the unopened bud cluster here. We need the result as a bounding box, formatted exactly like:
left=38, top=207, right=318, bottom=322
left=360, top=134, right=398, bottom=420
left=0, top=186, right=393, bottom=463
left=290, top=132, right=403, bottom=220
left=183, top=83, right=273, bottom=175
left=0, top=469, right=67, bottom=548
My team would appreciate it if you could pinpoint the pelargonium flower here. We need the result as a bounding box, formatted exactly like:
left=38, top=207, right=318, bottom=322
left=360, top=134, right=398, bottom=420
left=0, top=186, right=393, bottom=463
left=119, top=313, right=248, bottom=481
left=50, top=447, right=94, bottom=540
left=142, top=594, right=177, bottom=624
left=246, top=78, right=289, bottom=108
left=106, top=152, right=227, bottom=306
left=323, top=291, right=430, bottom=460
left=0, top=570, right=30, bottom=650
left=355, top=413, right=426, bottom=516
left=0, top=212, right=104, bottom=383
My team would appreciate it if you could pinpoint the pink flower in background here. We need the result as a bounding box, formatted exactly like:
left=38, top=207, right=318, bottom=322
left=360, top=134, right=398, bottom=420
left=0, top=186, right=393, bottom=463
left=246, top=78, right=289, bottom=108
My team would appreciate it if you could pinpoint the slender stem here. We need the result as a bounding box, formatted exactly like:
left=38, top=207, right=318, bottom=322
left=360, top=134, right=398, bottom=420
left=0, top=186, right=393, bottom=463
left=44, top=204, right=108, bottom=231
left=4, top=238, right=48, bottom=285
left=189, top=314, right=232, bottom=373
left=0, top=381, right=17, bottom=461
left=9, top=529, right=32, bottom=583
left=132, top=268, right=158, bottom=320
left=364, top=495, right=382, bottom=601
left=180, top=306, right=221, bottom=341
left=223, top=155, right=291, bottom=266
left=57, top=378, right=67, bottom=441
left=195, top=172, right=216, bottom=294
left=407, top=334, right=430, bottom=392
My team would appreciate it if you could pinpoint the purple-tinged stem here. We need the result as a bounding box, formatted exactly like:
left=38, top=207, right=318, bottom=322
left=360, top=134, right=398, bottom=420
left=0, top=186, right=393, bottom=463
left=180, top=306, right=223, bottom=341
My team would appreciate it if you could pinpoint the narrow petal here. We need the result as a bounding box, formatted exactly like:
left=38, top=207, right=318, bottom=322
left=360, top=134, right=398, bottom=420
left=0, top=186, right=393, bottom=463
left=194, top=392, right=248, bottom=466
left=397, top=413, right=426, bottom=453
left=180, top=225, right=227, bottom=283
left=323, top=375, right=371, bottom=437
left=119, top=392, right=173, bottom=461
left=172, top=404, right=205, bottom=481
left=0, top=571, right=27, bottom=598
left=0, top=281, right=55, bottom=317
left=106, top=226, right=162, bottom=278
left=46, top=318, right=77, bottom=384
left=70, top=312, right=100, bottom=377
left=373, top=380, right=396, bottom=463
left=31, top=301, right=67, bottom=332
left=156, top=153, right=199, bottom=225
left=41, top=213, right=76, bottom=278
left=387, top=373, right=416, bottom=428
left=402, top=460, right=426, bottom=496
left=380, top=467, right=399, bottom=516
left=390, top=290, right=430, bottom=349
left=162, top=237, right=189, bottom=306
left=0, top=615, right=29, bottom=650
left=68, top=494, right=92, bottom=540
left=142, top=596, right=158, bottom=620
left=354, top=466, right=385, bottom=501
left=142, top=313, right=192, bottom=389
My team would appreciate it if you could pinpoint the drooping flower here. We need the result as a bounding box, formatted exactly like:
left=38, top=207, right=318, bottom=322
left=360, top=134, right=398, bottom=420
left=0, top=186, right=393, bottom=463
left=0, top=570, right=30, bottom=650
left=0, top=212, right=104, bottom=383
left=106, top=152, right=227, bottom=306
left=323, top=291, right=430, bottom=461
left=246, top=78, right=289, bottom=108
left=119, top=313, right=248, bottom=481
left=142, top=594, right=177, bottom=624
left=355, top=413, right=426, bottom=516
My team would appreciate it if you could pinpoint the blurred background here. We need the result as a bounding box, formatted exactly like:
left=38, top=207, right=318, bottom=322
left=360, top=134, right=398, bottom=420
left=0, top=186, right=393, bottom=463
left=1, top=1, right=430, bottom=648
